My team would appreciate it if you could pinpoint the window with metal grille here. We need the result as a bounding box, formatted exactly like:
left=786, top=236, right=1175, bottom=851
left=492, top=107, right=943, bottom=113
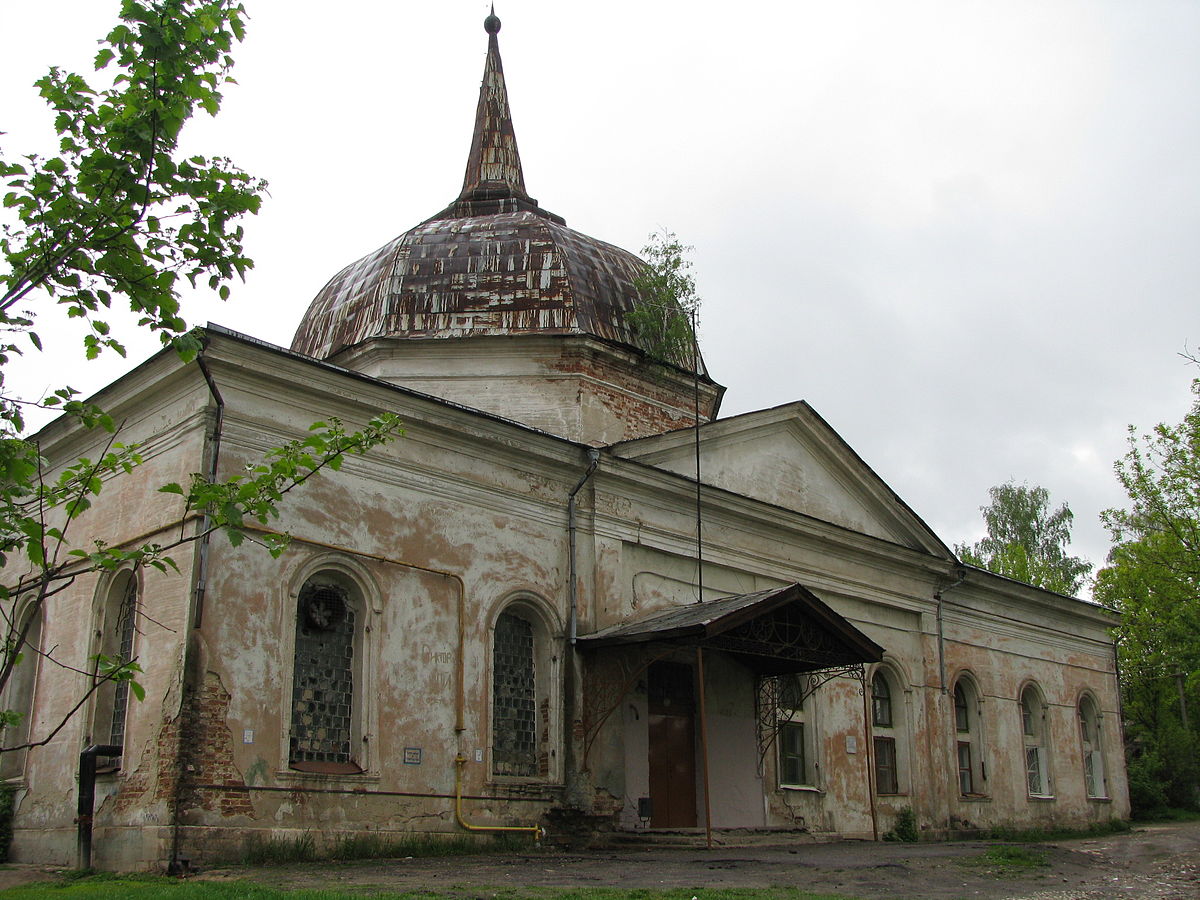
left=290, top=581, right=355, bottom=767
left=1078, top=695, right=1106, bottom=798
left=492, top=611, right=536, bottom=777
left=108, top=575, right=138, bottom=751
left=1020, top=686, right=1051, bottom=797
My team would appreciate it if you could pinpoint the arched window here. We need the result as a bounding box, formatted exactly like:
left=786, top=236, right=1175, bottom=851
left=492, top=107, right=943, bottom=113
left=289, top=573, right=363, bottom=773
left=871, top=669, right=901, bottom=795
left=1079, top=694, right=1106, bottom=799
left=492, top=611, right=537, bottom=776
left=0, top=604, right=42, bottom=780
left=92, top=570, right=138, bottom=760
left=952, top=675, right=986, bottom=797
left=1021, top=684, right=1052, bottom=797
left=491, top=599, right=559, bottom=781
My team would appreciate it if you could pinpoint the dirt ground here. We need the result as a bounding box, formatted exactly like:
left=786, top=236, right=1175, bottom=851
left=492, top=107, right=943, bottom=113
left=4, top=821, right=1200, bottom=899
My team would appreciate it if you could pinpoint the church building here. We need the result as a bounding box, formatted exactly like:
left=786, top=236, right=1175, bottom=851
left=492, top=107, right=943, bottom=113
left=4, top=13, right=1127, bottom=869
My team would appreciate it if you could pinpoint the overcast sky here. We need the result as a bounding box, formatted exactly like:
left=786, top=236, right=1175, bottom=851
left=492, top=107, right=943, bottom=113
left=3, top=1, right=1198, bottom=584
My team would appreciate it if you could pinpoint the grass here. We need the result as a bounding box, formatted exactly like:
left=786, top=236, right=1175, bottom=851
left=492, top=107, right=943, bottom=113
left=1133, top=807, right=1200, bottom=823
left=240, top=830, right=534, bottom=865
left=0, top=879, right=863, bottom=900
left=983, top=818, right=1131, bottom=843
left=978, top=845, right=1048, bottom=868
left=956, top=843, right=1049, bottom=879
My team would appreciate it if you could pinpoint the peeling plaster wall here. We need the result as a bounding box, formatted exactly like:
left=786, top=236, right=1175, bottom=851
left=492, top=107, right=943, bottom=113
left=8, top=334, right=1127, bottom=869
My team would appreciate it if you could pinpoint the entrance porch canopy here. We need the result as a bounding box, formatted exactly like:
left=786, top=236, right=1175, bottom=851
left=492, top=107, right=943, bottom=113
left=577, top=583, right=883, bottom=675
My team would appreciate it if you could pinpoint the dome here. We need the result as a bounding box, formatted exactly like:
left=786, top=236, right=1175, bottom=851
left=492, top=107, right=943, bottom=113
left=290, top=207, right=662, bottom=364
left=290, top=12, right=707, bottom=378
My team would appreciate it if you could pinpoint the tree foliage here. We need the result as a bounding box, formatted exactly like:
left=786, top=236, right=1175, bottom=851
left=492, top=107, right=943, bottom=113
left=1096, top=377, right=1200, bottom=812
left=954, top=482, right=1092, bottom=596
left=0, top=1, right=402, bottom=756
left=628, top=229, right=700, bottom=369
left=1, top=0, right=264, bottom=380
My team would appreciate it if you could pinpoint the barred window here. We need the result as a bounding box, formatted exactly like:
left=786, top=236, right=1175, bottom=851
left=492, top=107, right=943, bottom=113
left=1021, top=686, right=1052, bottom=797
left=1079, top=695, right=1106, bottom=799
left=91, top=570, right=138, bottom=764
left=107, top=576, right=138, bottom=750
left=290, top=580, right=357, bottom=770
left=492, top=611, right=537, bottom=777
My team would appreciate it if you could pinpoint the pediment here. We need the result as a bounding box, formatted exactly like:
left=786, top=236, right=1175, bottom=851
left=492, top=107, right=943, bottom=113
left=611, top=401, right=949, bottom=556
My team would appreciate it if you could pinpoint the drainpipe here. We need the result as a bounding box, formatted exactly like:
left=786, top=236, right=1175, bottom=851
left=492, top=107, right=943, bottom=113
left=934, top=566, right=967, bottom=694
left=167, top=351, right=224, bottom=875
left=934, top=564, right=966, bottom=841
left=567, top=449, right=601, bottom=645
left=77, top=744, right=122, bottom=869
left=192, top=354, right=225, bottom=630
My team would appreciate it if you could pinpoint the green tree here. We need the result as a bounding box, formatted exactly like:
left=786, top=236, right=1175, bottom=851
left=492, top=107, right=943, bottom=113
left=954, top=482, right=1092, bottom=595
left=1096, top=377, right=1200, bottom=812
left=628, top=229, right=700, bottom=369
left=0, top=1, right=400, bottom=754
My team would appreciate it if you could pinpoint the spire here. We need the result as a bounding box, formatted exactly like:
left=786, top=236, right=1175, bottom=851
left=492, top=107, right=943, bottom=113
left=456, top=8, right=532, bottom=205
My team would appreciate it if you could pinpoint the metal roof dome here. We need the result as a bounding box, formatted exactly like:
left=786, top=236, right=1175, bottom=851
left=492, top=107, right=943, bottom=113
left=290, top=13, right=708, bottom=379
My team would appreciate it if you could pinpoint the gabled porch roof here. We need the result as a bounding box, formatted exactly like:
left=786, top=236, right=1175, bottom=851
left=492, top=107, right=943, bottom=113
left=577, top=583, right=884, bottom=675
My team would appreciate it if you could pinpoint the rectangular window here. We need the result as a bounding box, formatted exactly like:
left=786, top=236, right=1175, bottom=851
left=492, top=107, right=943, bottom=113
left=874, top=736, right=898, bottom=794
left=957, top=741, right=973, bottom=795
left=1083, top=749, right=1096, bottom=797
left=779, top=722, right=807, bottom=786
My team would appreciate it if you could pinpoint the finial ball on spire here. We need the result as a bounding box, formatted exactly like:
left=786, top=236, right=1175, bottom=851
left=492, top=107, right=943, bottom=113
left=484, top=7, right=501, bottom=34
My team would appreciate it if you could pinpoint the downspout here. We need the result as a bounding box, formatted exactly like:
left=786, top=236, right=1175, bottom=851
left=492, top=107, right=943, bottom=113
left=934, top=564, right=966, bottom=842
left=567, top=449, right=601, bottom=645
left=168, top=351, right=224, bottom=874
left=934, top=566, right=967, bottom=694
left=76, top=744, right=122, bottom=869
left=193, top=354, right=225, bottom=630
left=564, top=449, right=600, bottom=808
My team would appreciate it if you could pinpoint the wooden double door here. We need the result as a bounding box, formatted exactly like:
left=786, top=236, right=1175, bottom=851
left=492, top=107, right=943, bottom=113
left=646, top=661, right=697, bottom=828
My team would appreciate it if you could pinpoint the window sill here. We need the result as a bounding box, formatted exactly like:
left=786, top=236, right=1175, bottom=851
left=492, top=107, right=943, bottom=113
left=1026, top=794, right=1057, bottom=802
left=276, top=769, right=380, bottom=786
left=779, top=784, right=822, bottom=794
left=1087, top=795, right=1112, bottom=803
left=957, top=794, right=991, bottom=802
left=487, top=777, right=563, bottom=792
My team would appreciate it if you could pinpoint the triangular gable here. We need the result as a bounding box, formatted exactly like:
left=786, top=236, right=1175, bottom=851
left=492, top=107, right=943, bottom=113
left=578, top=583, right=884, bottom=675
left=610, top=401, right=950, bottom=556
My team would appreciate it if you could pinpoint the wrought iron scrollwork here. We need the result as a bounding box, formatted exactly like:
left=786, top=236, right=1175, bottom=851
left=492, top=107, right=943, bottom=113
left=754, top=664, right=866, bottom=777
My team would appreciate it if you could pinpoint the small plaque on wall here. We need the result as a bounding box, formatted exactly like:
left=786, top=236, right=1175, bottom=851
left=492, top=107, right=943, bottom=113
left=403, top=747, right=422, bottom=765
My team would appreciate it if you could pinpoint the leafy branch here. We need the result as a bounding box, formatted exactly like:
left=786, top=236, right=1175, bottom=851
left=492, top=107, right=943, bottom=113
left=628, top=229, right=701, bottom=369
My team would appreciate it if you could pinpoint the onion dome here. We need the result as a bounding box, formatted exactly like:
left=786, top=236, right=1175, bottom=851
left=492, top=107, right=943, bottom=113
left=290, top=11, right=708, bottom=379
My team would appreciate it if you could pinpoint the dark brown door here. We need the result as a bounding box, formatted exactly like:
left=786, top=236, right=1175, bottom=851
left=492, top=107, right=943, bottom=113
left=647, top=661, right=697, bottom=827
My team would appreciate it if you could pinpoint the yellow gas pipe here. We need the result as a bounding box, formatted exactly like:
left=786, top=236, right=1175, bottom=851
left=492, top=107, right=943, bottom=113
left=454, top=755, right=544, bottom=842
